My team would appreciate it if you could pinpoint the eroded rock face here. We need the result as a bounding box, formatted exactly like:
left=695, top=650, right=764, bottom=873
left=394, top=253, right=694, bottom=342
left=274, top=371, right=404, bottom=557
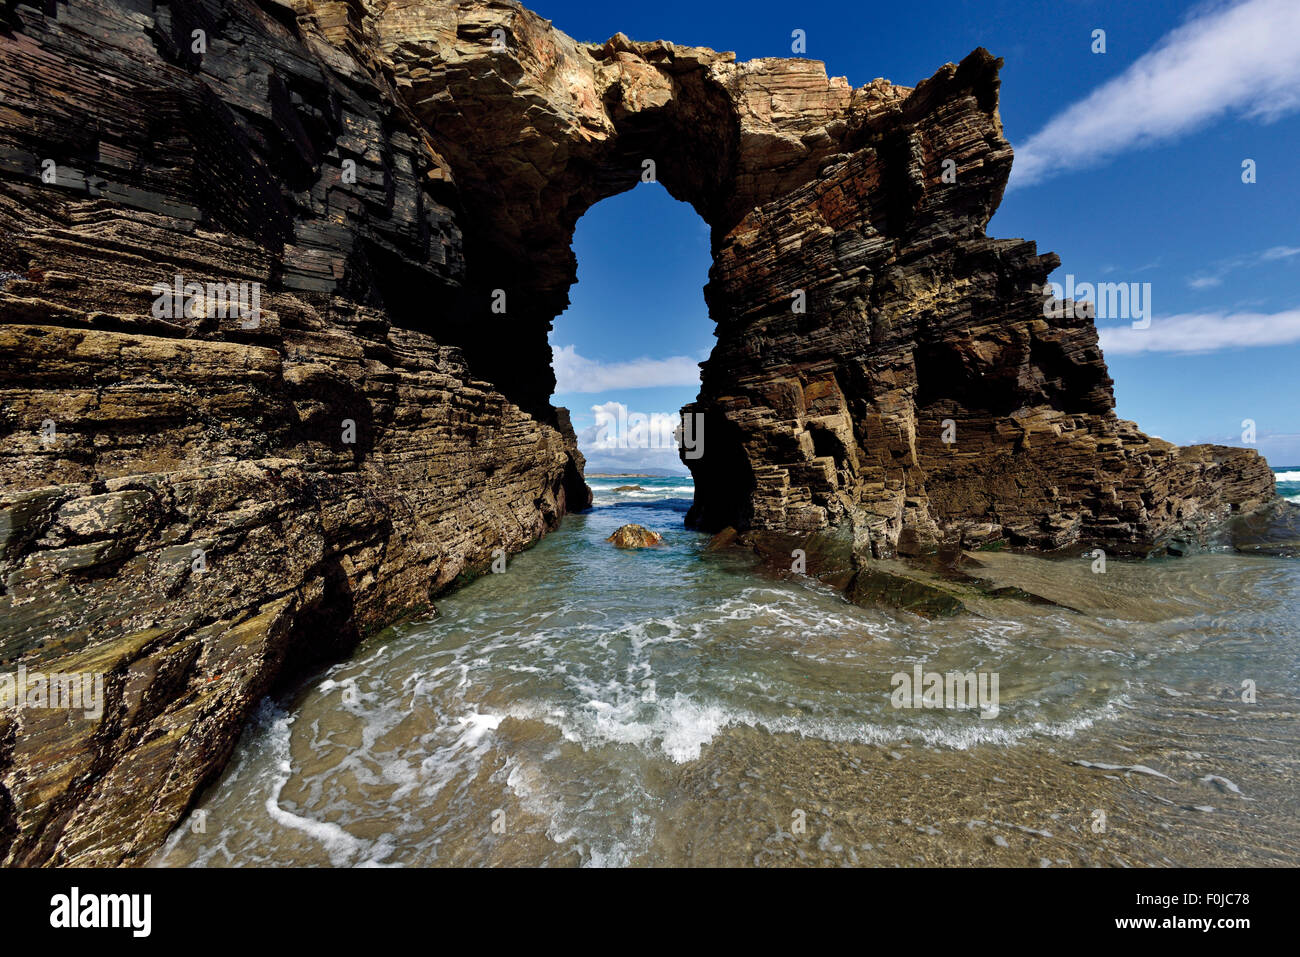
left=677, top=50, right=1276, bottom=555
left=0, top=0, right=1276, bottom=866
left=0, top=0, right=589, bottom=866
left=345, top=0, right=1274, bottom=553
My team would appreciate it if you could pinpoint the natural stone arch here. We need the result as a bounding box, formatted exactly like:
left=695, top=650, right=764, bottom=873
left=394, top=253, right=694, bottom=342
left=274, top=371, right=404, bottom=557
left=370, top=0, right=1269, bottom=556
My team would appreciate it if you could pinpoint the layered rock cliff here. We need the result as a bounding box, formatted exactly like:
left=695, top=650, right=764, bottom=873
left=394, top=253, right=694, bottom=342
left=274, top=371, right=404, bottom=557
left=0, top=0, right=1276, bottom=866
left=0, top=0, right=590, bottom=865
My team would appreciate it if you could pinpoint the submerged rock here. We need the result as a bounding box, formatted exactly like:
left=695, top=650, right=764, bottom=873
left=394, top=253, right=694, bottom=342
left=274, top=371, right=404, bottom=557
left=847, top=566, right=967, bottom=618
left=1223, top=500, right=1300, bottom=557
left=611, top=485, right=645, bottom=492
left=607, top=525, right=663, bottom=548
left=706, top=527, right=741, bottom=551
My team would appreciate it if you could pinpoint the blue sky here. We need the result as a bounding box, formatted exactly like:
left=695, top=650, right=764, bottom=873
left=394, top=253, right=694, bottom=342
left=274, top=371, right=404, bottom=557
left=545, top=0, right=1300, bottom=473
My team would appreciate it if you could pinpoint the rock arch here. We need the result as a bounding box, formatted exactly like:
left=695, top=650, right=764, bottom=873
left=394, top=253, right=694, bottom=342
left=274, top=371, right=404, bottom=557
left=368, top=1, right=1271, bottom=555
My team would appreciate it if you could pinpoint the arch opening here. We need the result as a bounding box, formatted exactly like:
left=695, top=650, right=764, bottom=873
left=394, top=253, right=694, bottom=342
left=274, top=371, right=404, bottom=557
left=549, top=183, right=714, bottom=493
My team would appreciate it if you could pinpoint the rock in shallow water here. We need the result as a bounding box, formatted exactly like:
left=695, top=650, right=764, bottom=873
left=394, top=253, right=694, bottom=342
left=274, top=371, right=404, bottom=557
left=606, top=525, right=664, bottom=548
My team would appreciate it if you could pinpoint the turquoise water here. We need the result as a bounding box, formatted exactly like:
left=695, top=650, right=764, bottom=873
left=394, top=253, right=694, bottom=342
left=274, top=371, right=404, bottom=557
left=154, top=470, right=1300, bottom=867
left=1276, top=467, right=1300, bottom=503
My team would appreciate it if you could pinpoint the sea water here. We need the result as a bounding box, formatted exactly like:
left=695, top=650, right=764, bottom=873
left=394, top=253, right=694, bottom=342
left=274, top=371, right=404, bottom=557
left=1277, top=468, right=1300, bottom=504
left=154, top=470, right=1300, bottom=867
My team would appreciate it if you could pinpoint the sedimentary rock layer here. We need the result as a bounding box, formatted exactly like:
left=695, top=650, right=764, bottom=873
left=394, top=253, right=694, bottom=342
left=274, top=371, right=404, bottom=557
left=344, top=0, right=1273, bottom=552
left=0, top=0, right=587, bottom=865
left=0, top=0, right=1276, bottom=866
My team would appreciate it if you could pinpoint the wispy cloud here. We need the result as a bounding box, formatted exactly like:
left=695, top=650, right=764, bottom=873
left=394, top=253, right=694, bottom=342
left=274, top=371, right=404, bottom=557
left=1011, top=0, right=1300, bottom=188
left=1098, top=308, right=1300, bottom=354
left=1100, top=260, right=1162, bottom=276
left=1261, top=246, right=1300, bottom=261
left=552, top=344, right=702, bottom=393
left=1185, top=245, right=1300, bottom=290
left=1186, top=430, right=1300, bottom=469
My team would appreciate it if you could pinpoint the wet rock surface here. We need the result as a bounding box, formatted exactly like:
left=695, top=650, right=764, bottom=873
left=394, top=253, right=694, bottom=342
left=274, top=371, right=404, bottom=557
left=606, top=524, right=663, bottom=548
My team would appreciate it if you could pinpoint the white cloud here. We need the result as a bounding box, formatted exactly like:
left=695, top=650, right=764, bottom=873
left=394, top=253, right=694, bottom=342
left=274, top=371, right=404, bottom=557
left=1098, top=308, right=1300, bottom=354
left=577, top=400, right=689, bottom=473
left=552, top=344, right=703, bottom=393
left=1182, top=245, right=1300, bottom=290
left=1261, top=246, right=1300, bottom=261
left=1010, top=0, right=1300, bottom=188
left=580, top=400, right=679, bottom=450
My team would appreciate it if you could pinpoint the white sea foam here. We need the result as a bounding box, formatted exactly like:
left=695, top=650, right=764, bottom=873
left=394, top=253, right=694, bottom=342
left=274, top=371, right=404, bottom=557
left=158, top=489, right=1295, bottom=868
left=259, top=706, right=369, bottom=866
left=455, top=711, right=503, bottom=746
left=1271, top=470, right=1300, bottom=482
left=263, top=794, right=365, bottom=864
left=512, top=684, right=1130, bottom=764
